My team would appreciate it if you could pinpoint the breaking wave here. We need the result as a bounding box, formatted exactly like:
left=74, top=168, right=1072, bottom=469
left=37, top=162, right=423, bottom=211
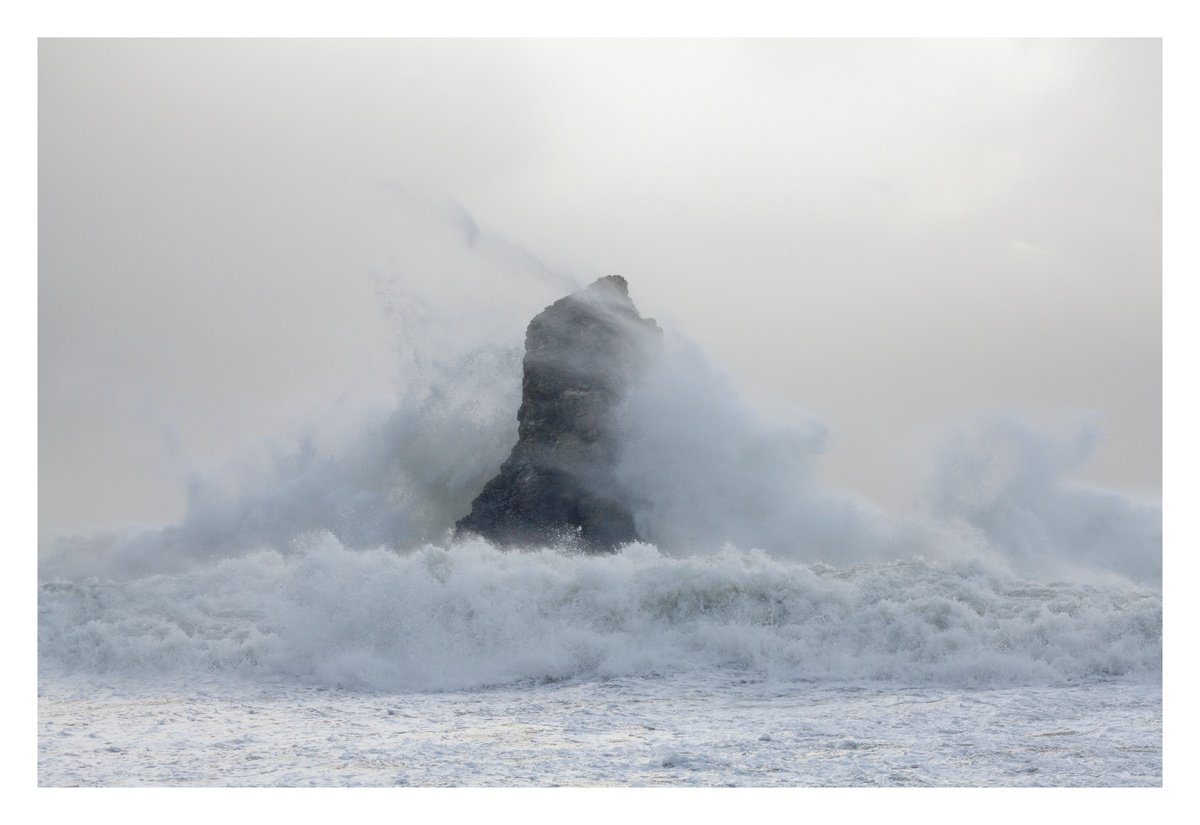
left=39, top=535, right=1159, bottom=692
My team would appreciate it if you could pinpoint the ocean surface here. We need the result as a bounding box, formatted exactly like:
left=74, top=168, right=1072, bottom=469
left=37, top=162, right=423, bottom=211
left=37, top=296, right=1164, bottom=787
left=38, top=539, right=1161, bottom=786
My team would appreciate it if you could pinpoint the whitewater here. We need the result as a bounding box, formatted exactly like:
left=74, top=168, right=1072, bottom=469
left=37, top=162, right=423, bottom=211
left=38, top=538, right=1161, bottom=786
left=38, top=270, right=1161, bottom=787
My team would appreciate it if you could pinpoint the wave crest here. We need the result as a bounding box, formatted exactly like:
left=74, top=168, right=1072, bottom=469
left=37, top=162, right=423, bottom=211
left=39, top=536, right=1160, bottom=692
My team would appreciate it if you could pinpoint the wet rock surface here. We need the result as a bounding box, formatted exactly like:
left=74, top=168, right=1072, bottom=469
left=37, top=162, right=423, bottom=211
left=455, top=275, right=661, bottom=551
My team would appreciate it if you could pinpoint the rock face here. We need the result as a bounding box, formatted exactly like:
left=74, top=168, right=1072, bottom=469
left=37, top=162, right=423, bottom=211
left=455, top=275, right=661, bottom=551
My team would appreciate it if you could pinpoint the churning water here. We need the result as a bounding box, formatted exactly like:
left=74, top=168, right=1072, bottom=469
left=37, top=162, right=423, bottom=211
left=38, top=275, right=1161, bottom=786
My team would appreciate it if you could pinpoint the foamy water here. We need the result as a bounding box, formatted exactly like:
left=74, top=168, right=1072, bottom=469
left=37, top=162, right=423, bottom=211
left=38, top=537, right=1160, bottom=692
left=38, top=674, right=1161, bottom=787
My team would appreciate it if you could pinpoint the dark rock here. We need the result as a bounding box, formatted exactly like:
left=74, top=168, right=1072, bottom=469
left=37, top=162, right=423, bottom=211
left=455, top=275, right=661, bottom=551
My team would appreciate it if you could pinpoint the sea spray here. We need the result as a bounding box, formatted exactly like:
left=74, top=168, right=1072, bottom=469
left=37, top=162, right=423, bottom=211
left=927, top=414, right=1162, bottom=586
left=39, top=262, right=1161, bottom=589
left=612, top=333, right=906, bottom=562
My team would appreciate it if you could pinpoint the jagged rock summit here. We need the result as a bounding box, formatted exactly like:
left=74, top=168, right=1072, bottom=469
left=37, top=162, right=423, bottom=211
left=455, top=275, right=662, bottom=551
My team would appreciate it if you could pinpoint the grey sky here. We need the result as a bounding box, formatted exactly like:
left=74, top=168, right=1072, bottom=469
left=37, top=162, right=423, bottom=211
left=38, top=38, right=1161, bottom=537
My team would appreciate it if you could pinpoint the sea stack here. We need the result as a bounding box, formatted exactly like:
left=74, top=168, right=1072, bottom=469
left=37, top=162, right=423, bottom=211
left=455, top=275, right=662, bottom=551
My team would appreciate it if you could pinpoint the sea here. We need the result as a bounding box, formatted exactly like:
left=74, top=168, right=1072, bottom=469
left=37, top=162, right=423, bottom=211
left=38, top=537, right=1161, bottom=787
left=37, top=311, right=1163, bottom=788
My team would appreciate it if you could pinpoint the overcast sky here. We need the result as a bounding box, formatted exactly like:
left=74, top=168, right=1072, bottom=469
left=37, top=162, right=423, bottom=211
left=38, top=38, right=1161, bottom=537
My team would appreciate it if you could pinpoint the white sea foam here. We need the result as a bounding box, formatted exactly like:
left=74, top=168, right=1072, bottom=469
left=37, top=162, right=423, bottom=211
left=38, top=535, right=1160, bottom=692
